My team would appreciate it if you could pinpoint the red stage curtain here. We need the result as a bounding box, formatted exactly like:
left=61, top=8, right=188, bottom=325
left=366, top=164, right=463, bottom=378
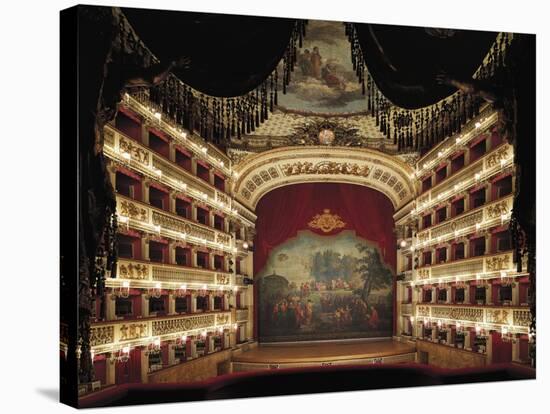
left=253, top=183, right=397, bottom=338
left=253, top=183, right=396, bottom=274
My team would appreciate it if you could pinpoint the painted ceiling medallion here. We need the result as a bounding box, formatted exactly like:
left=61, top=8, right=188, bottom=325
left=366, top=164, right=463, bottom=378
left=308, top=209, right=346, bottom=233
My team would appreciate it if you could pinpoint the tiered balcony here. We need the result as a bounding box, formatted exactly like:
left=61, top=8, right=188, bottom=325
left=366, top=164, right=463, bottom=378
left=104, top=125, right=255, bottom=228
left=90, top=311, right=232, bottom=354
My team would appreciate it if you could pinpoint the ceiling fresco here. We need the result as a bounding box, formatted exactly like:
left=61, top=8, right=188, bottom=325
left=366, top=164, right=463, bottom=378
left=277, top=20, right=367, bottom=114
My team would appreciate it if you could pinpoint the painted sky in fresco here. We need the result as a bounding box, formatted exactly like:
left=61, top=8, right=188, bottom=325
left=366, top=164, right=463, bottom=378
left=277, top=20, right=368, bottom=114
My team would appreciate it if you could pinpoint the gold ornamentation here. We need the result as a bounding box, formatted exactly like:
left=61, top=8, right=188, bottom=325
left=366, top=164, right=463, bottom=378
left=417, top=269, right=431, bottom=279
left=152, top=211, right=216, bottom=241
left=216, top=273, right=230, bottom=285
left=152, top=315, right=215, bottom=336
left=120, top=200, right=148, bottom=221
left=485, top=146, right=509, bottom=169
left=308, top=209, right=346, bottom=233
left=119, top=262, right=148, bottom=280
left=216, top=233, right=231, bottom=245
left=513, top=309, right=531, bottom=327
left=485, top=201, right=509, bottom=220
left=485, top=255, right=510, bottom=272
left=119, top=138, right=149, bottom=165
left=486, top=309, right=509, bottom=325
left=90, top=326, right=114, bottom=346
left=119, top=323, right=148, bottom=341
left=417, top=306, right=431, bottom=317
left=216, top=314, right=231, bottom=325
left=281, top=161, right=370, bottom=178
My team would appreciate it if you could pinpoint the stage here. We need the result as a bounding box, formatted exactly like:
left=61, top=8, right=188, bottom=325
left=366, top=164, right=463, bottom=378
left=231, top=339, right=417, bottom=372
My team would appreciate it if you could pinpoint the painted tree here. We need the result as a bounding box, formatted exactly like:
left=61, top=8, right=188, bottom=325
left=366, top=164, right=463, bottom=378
left=355, top=243, right=393, bottom=304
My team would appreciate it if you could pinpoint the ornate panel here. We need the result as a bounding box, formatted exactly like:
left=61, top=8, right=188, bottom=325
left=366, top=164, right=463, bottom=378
left=119, top=199, right=148, bottom=221
left=513, top=309, right=532, bottom=327
left=233, top=147, right=415, bottom=210
left=152, top=266, right=215, bottom=284
left=119, top=323, right=148, bottom=342
left=152, top=315, right=217, bottom=336
left=90, top=326, right=115, bottom=347
left=484, top=254, right=512, bottom=272
left=118, top=260, right=150, bottom=280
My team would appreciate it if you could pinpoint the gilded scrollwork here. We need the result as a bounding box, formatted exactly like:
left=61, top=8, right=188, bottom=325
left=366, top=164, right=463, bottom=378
left=308, top=209, right=346, bottom=233
left=119, top=323, right=148, bottom=341
left=152, top=315, right=215, bottom=336
left=119, top=137, right=149, bottom=165
left=485, top=255, right=510, bottom=272
left=120, top=200, right=148, bottom=221
left=119, top=262, right=149, bottom=280
left=90, top=326, right=114, bottom=346
left=281, top=161, right=371, bottom=178
left=485, top=201, right=509, bottom=220
left=485, top=146, right=509, bottom=169
left=486, top=309, right=510, bottom=325
left=513, top=310, right=531, bottom=327
left=417, top=305, right=431, bottom=317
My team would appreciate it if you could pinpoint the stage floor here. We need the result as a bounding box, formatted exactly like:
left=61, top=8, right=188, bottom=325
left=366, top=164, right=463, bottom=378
left=231, top=340, right=416, bottom=371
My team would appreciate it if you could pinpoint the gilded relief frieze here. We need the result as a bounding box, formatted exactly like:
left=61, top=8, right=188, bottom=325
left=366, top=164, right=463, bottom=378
left=119, top=323, right=148, bottom=341
left=90, top=326, right=115, bottom=346
left=119, top=262, right=149, bottom=280
left=152, top=315, right=216, bottom=336
left=120, top=200, right=148, bottom=221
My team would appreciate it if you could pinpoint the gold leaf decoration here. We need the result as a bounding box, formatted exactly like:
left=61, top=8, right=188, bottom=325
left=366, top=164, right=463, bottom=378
left=308, top=209, right=346, bottom=233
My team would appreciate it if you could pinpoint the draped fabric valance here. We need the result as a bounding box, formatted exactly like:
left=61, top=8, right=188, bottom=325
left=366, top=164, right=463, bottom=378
left=122, top=7, right=298, bottom=97
left=353, top=23, right=497, bottom=109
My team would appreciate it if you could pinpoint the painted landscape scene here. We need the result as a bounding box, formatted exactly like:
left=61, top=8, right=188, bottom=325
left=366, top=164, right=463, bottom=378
left=258, top=231, right=393, bottom=342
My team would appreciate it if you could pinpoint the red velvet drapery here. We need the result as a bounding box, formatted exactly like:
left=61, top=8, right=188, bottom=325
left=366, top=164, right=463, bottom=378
left=253, top=183, right=397, bottom=339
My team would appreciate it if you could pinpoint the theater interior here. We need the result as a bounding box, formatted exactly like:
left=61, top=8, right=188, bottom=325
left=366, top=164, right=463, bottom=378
left=61, top=5, right=536, bottom=407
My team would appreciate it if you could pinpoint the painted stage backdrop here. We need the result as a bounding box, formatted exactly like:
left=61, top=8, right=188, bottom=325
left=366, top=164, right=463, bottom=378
left=258, top=230, right=393, bottom=342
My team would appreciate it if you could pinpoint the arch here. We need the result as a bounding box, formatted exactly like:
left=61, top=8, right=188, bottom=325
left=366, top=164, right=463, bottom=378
left=233, top=146, right=416, bottom=211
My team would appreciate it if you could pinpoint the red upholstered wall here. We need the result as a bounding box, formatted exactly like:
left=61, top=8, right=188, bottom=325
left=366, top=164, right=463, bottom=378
left=253, top=183, right=396, bottom=338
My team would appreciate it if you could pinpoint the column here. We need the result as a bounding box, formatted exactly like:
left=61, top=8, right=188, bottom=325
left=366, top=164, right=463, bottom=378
left=168, top=241, right=175, bottom=265
left=142, top=238, right=150, bottom=261
left=446, top=286, right=452, bottom=304
left=241, top=289, right=247, bottom=308
left=432, top=326, right=438, bottom=342
left=168, top=342, right=176, bottom=365
left=208, top=210, right=214, bottom=228
left=223, top=330, right=230, bottom=349
left=208, top=335, right=215, bottom=353
left=142, top=294, right=150, bottom=317
left=106, top=294, right=116, bottom=321
left=191, top=158, right=197, bottom=176
left=486, top=284, right=493, bottom=305
left=168, top=142, right=176, bottom=163
left=141, top=122, right=149, bottom=146
left=107, top=164, right=117, bottom=187
left=223, top=293, right=230, bottom=311
left=464, top=329, right=472, bottom=351
left=464, top=284, right=470, bottom=304
left=512, top=282, right=520, bottom=306
left=486, top=233, right=492, bottom=256
left=106, top=354, right=116, bottom=385
left=169, top=193, right=176, bottom=215
left=168, top=293, right=176, bottom=315
left=512, top=335, right=521, bottom=362
left=447, top=328, right=453, bottom=346
left=209, top=294, right=215, bottom=312
left=142, top=179, right=150, bottom=204
left=209, top=254, right=215, bottom=271
left=140, top=348, right=149, bottom=384
left=191, top=201, right=198, bottom=221
left=431, top=287, right=436, bottom=304
left=191, top=337, right=197, bottom=359
left=190, top=292, right=197, bottom=313
left=209, top=169, right=215, bottom=186
left=239, top=324, right=246, bottom=343
left=487, top=333, right=494, bottom=362
left=191, top=247, right=197, bottom=267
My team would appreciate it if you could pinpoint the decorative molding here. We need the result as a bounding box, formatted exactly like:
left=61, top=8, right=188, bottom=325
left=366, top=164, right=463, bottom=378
left=119, top=323, right=148, bottom=341
left=152, top=315, right=216, bottom=336
left=233, top=147, right=415, bottom=210
left=90, top=326, right=114, bottom=347
left=307, top=209, right=346, bottom=233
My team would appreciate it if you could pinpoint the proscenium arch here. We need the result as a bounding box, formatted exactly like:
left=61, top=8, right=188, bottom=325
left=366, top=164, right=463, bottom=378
left=233, top=146, right=416, bottom=211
